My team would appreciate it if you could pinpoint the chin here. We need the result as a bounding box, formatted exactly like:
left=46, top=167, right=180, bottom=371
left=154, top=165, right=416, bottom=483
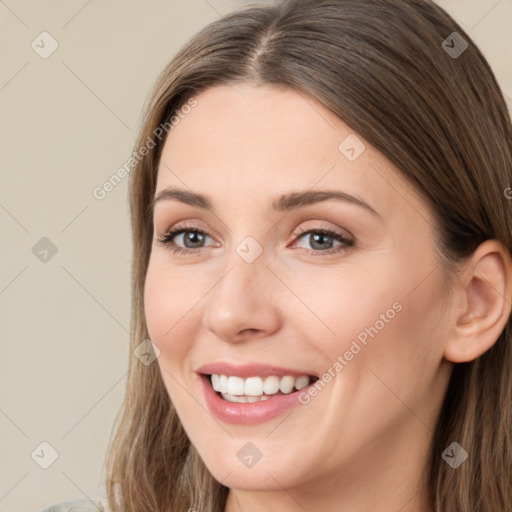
left=199, top=449, right=307, bottom=491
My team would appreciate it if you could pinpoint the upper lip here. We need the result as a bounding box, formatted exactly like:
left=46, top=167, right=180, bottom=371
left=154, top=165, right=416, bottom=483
left=196, top=362, right=318, bottom=379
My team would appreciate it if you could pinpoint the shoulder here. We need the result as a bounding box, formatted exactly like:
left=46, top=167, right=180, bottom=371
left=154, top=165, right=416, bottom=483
left=38, top=498, right=108, bottom=512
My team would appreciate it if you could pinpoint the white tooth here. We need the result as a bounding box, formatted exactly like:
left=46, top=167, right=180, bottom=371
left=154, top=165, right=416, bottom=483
left=263, top=375, right=280, bottom=395
left=219, top=375, right=228, bottom=394
left=245, top=377, right=263, bottom=396
left=279, top=375, right=295, bottom=394
left=294, top=375, right=310, bottom=390
left=221, top=393, right=271, bottom=403
left=216, top=374, right=311, bottom=398
left=227, top=376, right=245, bottom=395
left=222, top=393, right=248, bottom=403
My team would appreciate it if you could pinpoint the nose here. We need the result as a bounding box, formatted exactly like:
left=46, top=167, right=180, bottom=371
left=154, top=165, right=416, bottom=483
left=202, top=253, right=282, bottom=344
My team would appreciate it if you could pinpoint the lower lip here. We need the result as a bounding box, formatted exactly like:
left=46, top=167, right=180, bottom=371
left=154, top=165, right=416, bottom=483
left=198, top=373, right=315, bottom=425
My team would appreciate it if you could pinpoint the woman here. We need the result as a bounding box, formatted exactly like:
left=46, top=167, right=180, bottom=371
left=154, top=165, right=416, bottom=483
left=40, top=0, right=512, bottom=510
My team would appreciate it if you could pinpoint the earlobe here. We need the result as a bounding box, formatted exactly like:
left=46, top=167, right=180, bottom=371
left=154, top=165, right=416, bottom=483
left=444, top=240, right=512, bottom=363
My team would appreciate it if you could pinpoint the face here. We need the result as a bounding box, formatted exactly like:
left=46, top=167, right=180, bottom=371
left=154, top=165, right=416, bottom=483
left=144, top=84, right=453, bottom=496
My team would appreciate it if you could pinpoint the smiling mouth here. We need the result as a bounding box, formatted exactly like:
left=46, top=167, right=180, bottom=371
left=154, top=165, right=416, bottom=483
left=203, top=373, right=319, bottom=403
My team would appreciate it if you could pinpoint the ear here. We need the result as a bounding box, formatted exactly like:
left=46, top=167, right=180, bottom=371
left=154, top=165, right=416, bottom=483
left=444, top=239, right=512, bottom=363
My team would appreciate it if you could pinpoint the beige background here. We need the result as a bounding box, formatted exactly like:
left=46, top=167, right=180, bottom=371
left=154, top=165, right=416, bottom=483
left=1, top=1, right=511, bottom=511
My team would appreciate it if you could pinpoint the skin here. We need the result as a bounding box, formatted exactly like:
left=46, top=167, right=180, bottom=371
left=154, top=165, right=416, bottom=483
left=143, top=83, right=512, bottom=512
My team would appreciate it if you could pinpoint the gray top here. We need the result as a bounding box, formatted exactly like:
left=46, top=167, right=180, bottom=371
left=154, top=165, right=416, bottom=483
left=38, top=498, right=108, bottom=512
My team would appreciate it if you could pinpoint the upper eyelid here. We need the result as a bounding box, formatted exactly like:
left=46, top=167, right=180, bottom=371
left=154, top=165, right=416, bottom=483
left=160, top=223, right=353, bottom=245
left=294, top=223, right=353, bottom=238
left=161, top=222, right=348, bottom=235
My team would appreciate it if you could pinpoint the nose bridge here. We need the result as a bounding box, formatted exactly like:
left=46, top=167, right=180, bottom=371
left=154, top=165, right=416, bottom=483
left=216, top=232, right=270, bottom=296
left=212, top=243, right=269, bottom=313
left=202, top=238, right=281, bottom=341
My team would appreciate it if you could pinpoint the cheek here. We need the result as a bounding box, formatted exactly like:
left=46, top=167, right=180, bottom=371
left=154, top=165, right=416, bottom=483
left=304, top=259, right=445, bottom=383
left=285, top=263, right=404, bottom=356
left=143, top=262, right=205, bottom=413
left=143, top=259, right=204, bottom=364
left=333, top=267, right=448, bottom=425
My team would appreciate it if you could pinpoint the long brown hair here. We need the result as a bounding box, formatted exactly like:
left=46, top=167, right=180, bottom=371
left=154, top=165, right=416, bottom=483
left=102, top=1, right=512, bottom=510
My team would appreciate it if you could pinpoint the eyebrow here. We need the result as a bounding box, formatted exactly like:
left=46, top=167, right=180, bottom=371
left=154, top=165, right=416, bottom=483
left=151, top=187, right=382, bottom=218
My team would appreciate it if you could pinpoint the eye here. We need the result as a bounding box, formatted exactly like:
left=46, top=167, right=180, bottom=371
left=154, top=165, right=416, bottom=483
left=155, top=222, right=354, bottom=256
left=291, top=226, right=354, bottom=256
left=155, top=222, right=215, bottom=255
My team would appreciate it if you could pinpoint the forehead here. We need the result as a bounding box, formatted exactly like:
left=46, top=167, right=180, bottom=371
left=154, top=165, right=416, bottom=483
left=163, top=84, right=349, bottom=172
left=156, top=83, right=423, bottom=220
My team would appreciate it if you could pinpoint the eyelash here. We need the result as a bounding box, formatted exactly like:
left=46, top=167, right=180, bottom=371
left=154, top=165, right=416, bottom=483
left=155, top=222, right=354, bottom=256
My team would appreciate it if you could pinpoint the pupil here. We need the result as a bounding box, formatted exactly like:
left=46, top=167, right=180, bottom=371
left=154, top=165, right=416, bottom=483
left=311, top=233, right=332, bottom=250
left=186, top=231, right=203, bottom=247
